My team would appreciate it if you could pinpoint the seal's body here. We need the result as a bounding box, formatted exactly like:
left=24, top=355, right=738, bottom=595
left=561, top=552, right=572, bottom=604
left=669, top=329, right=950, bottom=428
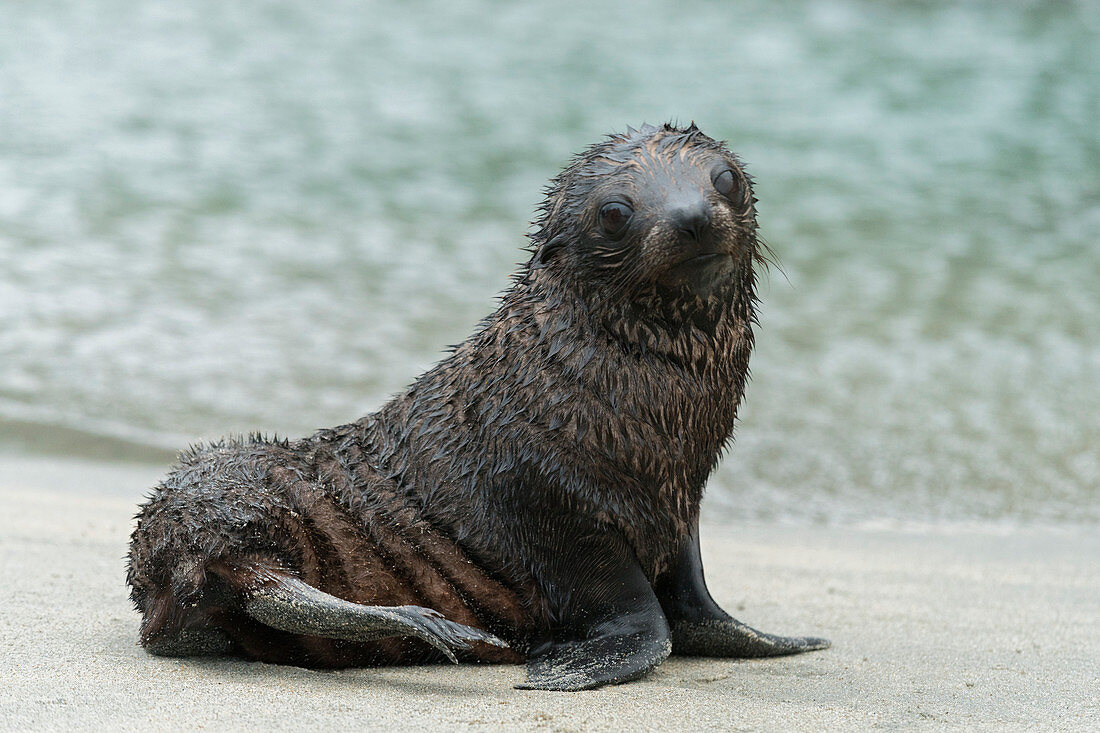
left=127, top=124, right=829, bottom=690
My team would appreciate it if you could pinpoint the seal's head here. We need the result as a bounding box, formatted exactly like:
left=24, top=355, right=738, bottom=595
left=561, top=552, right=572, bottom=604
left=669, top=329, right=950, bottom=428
left=529, top=123, right=760, bottom=305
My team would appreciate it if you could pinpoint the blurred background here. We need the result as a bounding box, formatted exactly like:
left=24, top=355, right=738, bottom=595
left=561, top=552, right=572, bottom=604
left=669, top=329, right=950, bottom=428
left=1, top=1, right=1097, bottom=525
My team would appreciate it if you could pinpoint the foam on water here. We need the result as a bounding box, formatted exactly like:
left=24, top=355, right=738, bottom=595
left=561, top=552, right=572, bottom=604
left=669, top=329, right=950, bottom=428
left=1, top=1, right=1097, bottom=523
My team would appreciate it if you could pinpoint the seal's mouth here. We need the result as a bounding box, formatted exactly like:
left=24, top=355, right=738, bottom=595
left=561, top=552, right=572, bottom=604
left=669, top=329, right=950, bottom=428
left=670, top=252, right=733, bottom=272
left=656, top=250, right=736, bottom=293
left=679, top=252, right=729, bottom=265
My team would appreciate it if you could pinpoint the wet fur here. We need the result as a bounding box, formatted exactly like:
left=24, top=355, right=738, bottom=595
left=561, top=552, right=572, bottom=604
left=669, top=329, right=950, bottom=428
left=127, top=123, right=768, bottom=671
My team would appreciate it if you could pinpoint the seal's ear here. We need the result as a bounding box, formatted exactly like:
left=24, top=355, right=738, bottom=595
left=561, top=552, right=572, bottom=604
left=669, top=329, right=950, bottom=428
left=531, top=190, right=571, bottom=269
left=532, top=231, right=569, bottom=269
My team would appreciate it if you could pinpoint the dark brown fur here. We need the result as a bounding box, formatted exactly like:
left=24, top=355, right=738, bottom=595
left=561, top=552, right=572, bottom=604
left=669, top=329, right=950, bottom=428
left=127, top=123, right=768, bottom=671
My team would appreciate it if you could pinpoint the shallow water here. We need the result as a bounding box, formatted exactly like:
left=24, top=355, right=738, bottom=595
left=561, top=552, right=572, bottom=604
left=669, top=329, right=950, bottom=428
left=1, top=1, right=1097, bottom=523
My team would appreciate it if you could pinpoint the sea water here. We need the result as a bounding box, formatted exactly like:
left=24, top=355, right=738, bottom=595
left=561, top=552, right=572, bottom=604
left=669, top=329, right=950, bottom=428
left=1, top=1, right=1097, bottom=524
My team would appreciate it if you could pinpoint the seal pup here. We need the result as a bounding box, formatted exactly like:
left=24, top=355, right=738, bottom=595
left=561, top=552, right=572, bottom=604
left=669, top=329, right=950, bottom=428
left=127, top=123, right=829, bottom=690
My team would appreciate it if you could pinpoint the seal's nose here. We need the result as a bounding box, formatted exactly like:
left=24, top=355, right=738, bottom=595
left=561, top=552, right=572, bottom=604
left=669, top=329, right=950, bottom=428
left=668, top=201, right=711, bottom=242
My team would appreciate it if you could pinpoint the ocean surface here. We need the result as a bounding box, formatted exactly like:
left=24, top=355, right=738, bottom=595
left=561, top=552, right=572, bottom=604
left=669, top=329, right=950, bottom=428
left=2, top=1, right=1097, bottom=524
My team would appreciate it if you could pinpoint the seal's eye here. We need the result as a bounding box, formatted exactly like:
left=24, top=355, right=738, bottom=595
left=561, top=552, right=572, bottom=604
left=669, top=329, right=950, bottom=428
left=713, top=169, right=738, bottom=198
left=599, top=201, right=633, bottom=238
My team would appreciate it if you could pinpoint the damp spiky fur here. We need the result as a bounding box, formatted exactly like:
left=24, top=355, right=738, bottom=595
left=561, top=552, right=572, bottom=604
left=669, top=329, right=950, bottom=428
left=126, top=123, right=767, bottom=671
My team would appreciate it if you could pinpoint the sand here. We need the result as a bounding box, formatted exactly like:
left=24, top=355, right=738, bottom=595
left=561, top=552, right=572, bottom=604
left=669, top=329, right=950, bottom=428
left=1, top=454, right=1097, bottom=731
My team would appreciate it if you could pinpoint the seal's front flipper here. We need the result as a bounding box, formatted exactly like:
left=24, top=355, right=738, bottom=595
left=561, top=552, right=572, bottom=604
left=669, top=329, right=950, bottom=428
left=216, top=563, right=507, bottom=663
left=514, top=523, right=670, bottom=691
left=654, top=526, right=830, bottom=658
left=517, top=623, right=671, bottom=691
left=668, top=615, right=829, bottom=658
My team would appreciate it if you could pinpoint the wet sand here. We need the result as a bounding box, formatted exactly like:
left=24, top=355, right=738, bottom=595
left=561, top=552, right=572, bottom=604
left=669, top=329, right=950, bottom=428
left=1, top=454, right=1097, bottom=731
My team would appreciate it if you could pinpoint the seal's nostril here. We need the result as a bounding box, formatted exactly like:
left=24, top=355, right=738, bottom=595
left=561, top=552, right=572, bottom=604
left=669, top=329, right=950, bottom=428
left=678, top=222, right=702, bottom=241
left=669, top=204, right=710, bottom=242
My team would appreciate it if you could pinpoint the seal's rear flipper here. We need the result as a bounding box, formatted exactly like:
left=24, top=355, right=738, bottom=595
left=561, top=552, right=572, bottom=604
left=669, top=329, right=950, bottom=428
left=228, top=565, right=507, bottom=663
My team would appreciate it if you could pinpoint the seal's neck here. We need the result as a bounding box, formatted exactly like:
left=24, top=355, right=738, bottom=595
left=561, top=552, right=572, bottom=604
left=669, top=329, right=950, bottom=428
left=366, top=263, right=757, bottom=577
left=520, top=262, right=757, bottom=375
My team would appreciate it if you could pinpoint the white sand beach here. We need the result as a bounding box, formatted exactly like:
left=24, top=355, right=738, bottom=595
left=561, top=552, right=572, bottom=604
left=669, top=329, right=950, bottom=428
left=1, top=454, right=1097, bottom=731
